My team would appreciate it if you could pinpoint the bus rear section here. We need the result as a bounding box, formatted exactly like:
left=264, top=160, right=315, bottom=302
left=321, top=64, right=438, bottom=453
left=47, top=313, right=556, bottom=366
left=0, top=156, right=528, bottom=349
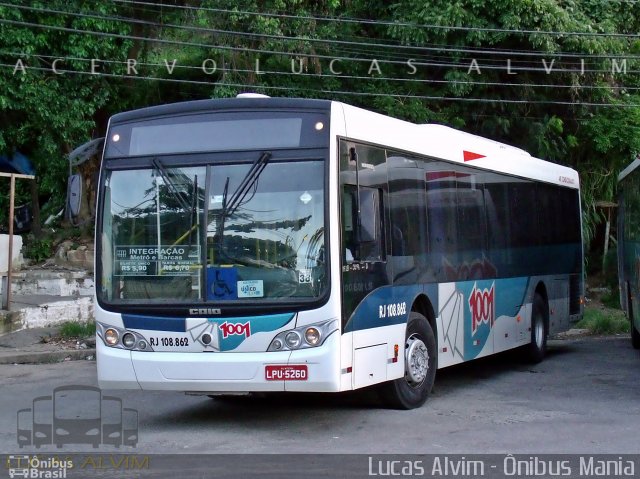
left=336, top=128, right=583, bottom=408
left=617, top=158, right=640, bottom=349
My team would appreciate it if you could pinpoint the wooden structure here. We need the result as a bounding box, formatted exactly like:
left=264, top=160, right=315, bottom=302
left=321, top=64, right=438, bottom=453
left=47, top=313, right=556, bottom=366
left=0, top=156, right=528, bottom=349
left=1, top=172, right=35, bottom=310
left=595, top=200, right=618, bottom=273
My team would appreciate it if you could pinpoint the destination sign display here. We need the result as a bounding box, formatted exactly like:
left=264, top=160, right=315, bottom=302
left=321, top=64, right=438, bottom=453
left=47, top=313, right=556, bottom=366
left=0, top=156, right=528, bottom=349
left=114, top=245, right=201, bottom=277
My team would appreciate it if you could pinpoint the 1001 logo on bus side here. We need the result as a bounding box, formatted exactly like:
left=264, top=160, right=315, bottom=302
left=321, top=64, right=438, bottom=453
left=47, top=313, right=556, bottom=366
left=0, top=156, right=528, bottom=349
left=469, top=282, right=495, bottom=335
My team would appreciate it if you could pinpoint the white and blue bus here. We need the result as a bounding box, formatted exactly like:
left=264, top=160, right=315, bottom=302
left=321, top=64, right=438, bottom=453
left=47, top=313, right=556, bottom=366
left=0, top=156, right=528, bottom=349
left=96, top=96, right=583, bottom=409
left=618, top=158, right=640, bottom=350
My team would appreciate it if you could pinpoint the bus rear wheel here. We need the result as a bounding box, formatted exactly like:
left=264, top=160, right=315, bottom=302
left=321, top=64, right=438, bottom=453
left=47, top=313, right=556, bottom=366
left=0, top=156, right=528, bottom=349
left=378, top=312, right=436, bottom=410
left=632, top=324, right=640, bottom=350
left=524, top=293, right=548, bottom=363
left=628, top=291, right=640, bottom=350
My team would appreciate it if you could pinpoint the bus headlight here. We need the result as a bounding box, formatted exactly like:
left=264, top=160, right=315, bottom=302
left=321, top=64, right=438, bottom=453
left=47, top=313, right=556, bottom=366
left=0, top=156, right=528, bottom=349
left=285, top=331, right=301, bottom=349
left=97, top=323, right=154, bottom=352
left=104, top=328, right=119, bottom=346
left=267, top=319, right=338, bottom=352
left=304, top=327, right=321, bottom=346
left=122, top=333, right=136, bottom=349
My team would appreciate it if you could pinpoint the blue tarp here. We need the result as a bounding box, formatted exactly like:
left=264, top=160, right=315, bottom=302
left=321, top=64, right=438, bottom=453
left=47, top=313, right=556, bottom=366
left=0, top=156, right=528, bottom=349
left=0, top=151, right=35, bottom=175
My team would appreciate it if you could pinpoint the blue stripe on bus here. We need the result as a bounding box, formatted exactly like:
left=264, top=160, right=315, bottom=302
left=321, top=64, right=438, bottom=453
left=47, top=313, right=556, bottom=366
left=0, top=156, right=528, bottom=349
left=122, top=314, right=186, bottom=332
left=344, top=278, right=529, bottom=338
left=121, top=312, right=296, bottom=336
left=205, top=313, right=295, bottom=327
left=343, top=285, right=433, bottom=333
left=202, top=313, right=295, bottom=351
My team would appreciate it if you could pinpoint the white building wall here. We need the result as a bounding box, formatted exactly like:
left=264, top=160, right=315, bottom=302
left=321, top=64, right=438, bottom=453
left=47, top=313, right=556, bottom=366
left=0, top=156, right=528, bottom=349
left=0, top=234, right=24, bottom=273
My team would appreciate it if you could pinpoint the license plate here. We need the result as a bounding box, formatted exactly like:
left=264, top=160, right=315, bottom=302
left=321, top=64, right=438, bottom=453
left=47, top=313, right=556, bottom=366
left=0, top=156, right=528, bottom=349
left=265, top=365, right=308, bottom=381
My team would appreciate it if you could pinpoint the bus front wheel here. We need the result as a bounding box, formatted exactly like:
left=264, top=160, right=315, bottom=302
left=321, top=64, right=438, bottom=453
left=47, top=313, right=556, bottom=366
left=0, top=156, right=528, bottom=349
left=524, top=293, right=548, bottom=363
left=379, top=312, right=436, bottom=410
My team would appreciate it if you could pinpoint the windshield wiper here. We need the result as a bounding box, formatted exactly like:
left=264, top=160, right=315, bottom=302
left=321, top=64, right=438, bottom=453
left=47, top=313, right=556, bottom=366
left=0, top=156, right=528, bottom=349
left=152, top=157, right=191, bottom=211
left=217, top=152, right=272, bottom=247
left=224, top=151, right=272, bottom=219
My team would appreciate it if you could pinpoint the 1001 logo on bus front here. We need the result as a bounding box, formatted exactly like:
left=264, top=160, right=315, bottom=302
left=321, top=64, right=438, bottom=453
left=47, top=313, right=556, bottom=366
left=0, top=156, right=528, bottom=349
left=469, top=282, right=495, bottom=335
left=219, top=321, right=251, bottom=339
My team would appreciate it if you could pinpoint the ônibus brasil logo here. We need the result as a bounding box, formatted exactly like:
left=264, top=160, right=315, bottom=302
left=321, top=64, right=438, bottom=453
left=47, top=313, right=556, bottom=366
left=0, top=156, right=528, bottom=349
left=469, top=282, right=495, bottom=335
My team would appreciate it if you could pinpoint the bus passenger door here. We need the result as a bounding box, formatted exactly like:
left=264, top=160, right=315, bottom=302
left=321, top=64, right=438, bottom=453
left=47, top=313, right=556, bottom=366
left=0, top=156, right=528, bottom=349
left=339, top=141, right=392, bottom=389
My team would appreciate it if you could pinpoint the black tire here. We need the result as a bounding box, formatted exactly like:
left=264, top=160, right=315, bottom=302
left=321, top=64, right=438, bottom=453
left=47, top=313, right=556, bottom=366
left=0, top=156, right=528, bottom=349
left=524, top=293, right=548, bottom=363
left=632, top=324, right=640, bottom=350
left=378, top=311, right=437, bottom=410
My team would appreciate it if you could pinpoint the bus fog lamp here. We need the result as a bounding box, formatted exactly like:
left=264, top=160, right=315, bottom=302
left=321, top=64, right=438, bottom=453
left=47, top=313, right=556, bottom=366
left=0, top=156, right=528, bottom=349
left=271, top=338, right=283, bottom=350
left=304, top=327, right=321, bottom=346
left=285, top=331, right=301, bottom=349
left=122, top=332, right=136, bottom=349
left=104, top=328, right=119, bottom=346
left=138, top=340, right=147, bottom=350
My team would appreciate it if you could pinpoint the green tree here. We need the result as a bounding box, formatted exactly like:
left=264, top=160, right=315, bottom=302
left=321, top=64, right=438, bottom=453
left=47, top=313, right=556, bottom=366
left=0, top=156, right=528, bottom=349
left=0, top=0, right=134, bottom=231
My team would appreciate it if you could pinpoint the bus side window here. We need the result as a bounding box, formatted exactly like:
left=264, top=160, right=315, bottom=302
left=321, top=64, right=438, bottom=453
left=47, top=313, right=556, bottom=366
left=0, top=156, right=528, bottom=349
left=425, top=173, right=458, bottom=280
left=341, top=185, right=384, bottom=263
left=357, top=187, right=384, bottom=262
left=342, top=186, right=357, bottom=262
left=456, top=184, right=487, bottom=275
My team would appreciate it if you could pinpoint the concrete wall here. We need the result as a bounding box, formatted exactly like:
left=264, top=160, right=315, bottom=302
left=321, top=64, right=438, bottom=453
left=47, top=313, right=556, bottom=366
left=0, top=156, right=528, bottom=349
left=0, top=234, right=23, bottom=273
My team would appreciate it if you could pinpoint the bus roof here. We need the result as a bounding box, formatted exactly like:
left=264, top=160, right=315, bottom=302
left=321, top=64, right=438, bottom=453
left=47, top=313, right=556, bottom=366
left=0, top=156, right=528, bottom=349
left=109, top=97, right=331, bottom=124
left=337, top=101, right=580, bottom=189
left=107, top=96, right=579, bottom=189
left=618, top=157, right=640, bottom=182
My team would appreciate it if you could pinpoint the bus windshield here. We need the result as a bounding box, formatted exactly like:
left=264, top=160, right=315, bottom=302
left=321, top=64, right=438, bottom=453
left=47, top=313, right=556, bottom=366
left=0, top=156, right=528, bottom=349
left=99, top=158, right=327, bottom=304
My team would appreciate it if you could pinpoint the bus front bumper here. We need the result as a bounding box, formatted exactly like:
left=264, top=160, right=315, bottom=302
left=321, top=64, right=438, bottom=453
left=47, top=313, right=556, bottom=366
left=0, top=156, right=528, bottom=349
left=97, top=332, right=341, bottom=393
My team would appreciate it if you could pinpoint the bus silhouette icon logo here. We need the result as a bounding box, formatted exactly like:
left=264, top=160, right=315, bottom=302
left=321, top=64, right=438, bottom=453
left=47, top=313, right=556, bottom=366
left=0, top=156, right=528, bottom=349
left=6, top=455, right=29, bottom=478
left=16, top=385, right=138, bottom=449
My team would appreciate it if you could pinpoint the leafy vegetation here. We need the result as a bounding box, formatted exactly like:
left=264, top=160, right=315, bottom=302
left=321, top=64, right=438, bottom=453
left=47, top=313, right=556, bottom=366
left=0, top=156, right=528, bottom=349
left=576, top=307, right=629, bottom=335
left=58, top=320, right=96, bottom=339
left=21, top=235, right=53, bottom=262
left=1, top=0, right=639, bottom=267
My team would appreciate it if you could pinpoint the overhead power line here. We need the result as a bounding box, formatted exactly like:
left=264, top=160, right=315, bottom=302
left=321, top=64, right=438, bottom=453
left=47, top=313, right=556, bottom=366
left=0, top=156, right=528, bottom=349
left=118, top=1, right=638, bottom=56
left=112, top=0, right=640, bottom=39
left=2, top=18, right=640, bottom=75
left=2, top=2, right=638, bottom=60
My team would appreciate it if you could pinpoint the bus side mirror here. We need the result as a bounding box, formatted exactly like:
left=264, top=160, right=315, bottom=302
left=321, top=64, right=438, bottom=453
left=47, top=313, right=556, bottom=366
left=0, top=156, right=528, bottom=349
left=358, top=188, right=379, bottom=243
left=67, top=174, right=83, bottom=219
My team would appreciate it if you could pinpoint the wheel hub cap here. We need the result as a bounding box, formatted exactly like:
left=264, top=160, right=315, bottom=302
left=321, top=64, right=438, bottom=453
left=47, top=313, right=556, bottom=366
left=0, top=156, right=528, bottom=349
left=405, top=335, right=429, bottom=385
left=534, top=317, right=544, bottom=347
